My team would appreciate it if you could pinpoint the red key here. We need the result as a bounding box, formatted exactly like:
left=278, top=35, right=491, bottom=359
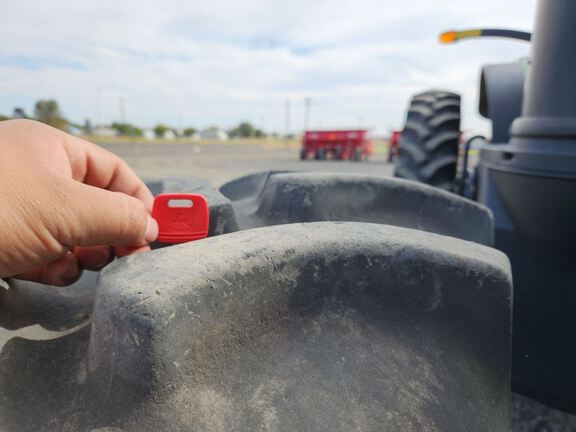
left=152, top=194, right=209, bottom=243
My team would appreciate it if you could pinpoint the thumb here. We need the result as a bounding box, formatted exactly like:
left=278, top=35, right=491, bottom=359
left=57, top=181, right=158, bottom=248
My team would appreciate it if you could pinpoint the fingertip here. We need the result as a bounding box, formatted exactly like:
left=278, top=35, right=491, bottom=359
left=73, top=245, right=113, bottom=271
left=51, top=252, right=83, bottom=286
left=145, top=215, right=159, bottom=243
left=60, top=183, right=154, bottom=249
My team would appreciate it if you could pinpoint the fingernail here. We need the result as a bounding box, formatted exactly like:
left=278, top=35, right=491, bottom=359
left=145, top=214, right=159, bottom=243
left=64, top=263, right=79, bottom=280
left=60, top=255, right=81, bottom=285
left=89, top=247, right=113, bottom=269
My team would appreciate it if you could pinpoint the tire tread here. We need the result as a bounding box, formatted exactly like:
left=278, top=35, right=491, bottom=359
left=394, top=90, right=461, bottom=191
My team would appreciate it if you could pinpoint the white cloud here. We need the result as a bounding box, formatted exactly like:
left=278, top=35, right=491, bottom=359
left=0, top=0, right=536, bottom=135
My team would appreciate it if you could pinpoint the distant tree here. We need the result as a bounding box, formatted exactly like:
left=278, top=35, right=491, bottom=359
left=34, top=99, right=68, bottom=130
left=112, top=122, right=143, bottom=137
left=154, top=123, right=171, bottom=139
left=183, top=127, right=197, bottom=137
left=12, top=108, right=27, bottom=119
left=0, top=114, right=9, bottom=122
left=229, top=121, right=264, bottom=138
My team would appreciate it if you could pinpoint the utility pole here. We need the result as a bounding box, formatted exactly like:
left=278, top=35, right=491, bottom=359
left=284, top=99, right=291, bottom=148
left=303, top=97, right=311, bottom=132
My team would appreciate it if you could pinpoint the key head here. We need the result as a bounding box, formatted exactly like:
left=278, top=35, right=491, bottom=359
left=152, top=194, right=209, bottom=243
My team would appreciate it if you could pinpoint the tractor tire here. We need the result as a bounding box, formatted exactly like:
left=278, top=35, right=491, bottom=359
left=394, top=90, right=461, bottom=191
left=0, top=173, right=509, bottom=431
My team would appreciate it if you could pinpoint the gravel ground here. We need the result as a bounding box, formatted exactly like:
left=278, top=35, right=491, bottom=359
left=98, top=141, right=394, bottom=186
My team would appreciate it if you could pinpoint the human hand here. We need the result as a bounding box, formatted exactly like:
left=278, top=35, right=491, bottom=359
left=0, top=120, right=158, bottom=285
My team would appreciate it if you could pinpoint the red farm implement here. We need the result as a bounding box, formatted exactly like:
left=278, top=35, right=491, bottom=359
left=388, top=130, right=401, bottom=162
left=300, top=129, right=373, bottom=161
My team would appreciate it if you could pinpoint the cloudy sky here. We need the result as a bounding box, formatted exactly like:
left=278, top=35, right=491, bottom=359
left=1, top=0, right=536, bottom=135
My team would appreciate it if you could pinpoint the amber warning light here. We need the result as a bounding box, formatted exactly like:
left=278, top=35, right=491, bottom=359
left=439, top=29, right=482, bottom=44
left=440, top=31, right=458, bottom=44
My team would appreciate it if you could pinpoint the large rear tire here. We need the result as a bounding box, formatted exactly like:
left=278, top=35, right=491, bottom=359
left=394, top=90, right=461, bottom=191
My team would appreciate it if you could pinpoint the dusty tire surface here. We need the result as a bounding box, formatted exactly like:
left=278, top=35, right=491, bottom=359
left=394, top=90, right=461, bottom=191
left=0, top=223, right=511, bottom=432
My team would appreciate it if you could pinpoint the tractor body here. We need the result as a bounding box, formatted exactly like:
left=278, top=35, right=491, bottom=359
left=395, top=0, right=576, bottom=416
left=477, top=0, right=576, bottom=411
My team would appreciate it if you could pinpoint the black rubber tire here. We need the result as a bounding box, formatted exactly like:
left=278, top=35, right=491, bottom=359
left=394, top=90, right=461, bottom=191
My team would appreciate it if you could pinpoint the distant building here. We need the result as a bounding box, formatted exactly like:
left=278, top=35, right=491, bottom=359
left=92, top=126, right=117, bottom=137
left=142, top=128, right=177, bottom=140
left=143, top=129, right=155, bottom=140
left=163, top=130, right=176, bottom=140
left=68, top=126, right=82, bottom=136
left=200, top=129, right=228, bottom=140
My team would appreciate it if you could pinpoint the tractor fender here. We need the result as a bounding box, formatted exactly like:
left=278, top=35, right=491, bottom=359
left=479, top=61, right=526, bottom=143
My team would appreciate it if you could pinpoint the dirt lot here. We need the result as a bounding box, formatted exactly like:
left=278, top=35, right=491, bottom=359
left=97, top=140, right=394, bottom=187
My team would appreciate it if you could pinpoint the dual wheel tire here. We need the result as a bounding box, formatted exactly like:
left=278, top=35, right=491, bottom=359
left=394, top=90, right=461, bottom=191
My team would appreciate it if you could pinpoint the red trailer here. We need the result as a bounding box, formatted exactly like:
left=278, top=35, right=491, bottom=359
left=388, top=130, right=402, bottom=162
left=300, top=129, right=373, bottom=161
